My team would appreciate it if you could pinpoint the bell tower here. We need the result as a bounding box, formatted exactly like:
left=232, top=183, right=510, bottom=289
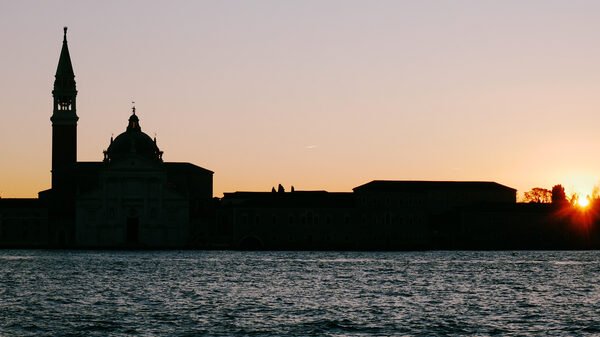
left=51, top=27, right=78, bottom=190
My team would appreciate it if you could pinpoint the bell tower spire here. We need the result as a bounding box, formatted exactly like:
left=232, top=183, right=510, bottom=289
left=51, top=26, right=78, bottom=190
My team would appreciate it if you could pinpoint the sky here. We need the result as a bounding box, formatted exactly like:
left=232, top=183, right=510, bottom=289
left=2, top=0, right=600, bottom=199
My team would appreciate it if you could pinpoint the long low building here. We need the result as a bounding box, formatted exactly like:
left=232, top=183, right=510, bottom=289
left=218, top=181, right=518, bottom=250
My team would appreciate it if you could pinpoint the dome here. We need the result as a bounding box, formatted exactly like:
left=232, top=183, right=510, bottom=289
left=104, top=112, right=163, bottom=163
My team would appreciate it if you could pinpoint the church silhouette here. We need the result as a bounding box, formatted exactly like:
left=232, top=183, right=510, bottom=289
left=1, top=29, right=600, bottom=250
left=39, top=28, right=213, bottom=248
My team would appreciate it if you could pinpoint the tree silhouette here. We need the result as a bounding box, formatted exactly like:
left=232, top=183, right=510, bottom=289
left=523, top=187, right=552, bottom=203
left=551, top=184, right=567, bottom=204
left=569, top=193, right=579, bottom=205
left=592, top=185, right=600, bottom=200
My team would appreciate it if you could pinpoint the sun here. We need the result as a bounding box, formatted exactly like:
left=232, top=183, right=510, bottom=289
left=577, top=197, right=590, bottom=208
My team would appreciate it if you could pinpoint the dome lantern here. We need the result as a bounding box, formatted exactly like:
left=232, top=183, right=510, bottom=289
left=104, top=107, right=163, bottom=163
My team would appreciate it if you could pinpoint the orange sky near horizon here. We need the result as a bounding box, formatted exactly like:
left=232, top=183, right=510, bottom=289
left=2, top=1, right=600, bottom=199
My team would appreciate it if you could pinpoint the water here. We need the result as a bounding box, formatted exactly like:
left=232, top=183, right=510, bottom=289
left=1, top=250, right=600, bottom=336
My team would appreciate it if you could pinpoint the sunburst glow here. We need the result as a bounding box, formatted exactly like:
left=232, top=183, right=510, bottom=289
left=577, top=197, right=590, bottom=208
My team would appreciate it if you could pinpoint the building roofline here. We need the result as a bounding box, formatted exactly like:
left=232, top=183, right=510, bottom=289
left=353, top=180, right=516, bottom=192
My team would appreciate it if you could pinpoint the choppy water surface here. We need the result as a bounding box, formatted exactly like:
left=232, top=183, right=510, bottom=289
left=1, top=250, right=600, bottom=336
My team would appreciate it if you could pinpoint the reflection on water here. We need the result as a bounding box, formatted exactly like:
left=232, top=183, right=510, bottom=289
left=1, top=250, right=600, bottom=336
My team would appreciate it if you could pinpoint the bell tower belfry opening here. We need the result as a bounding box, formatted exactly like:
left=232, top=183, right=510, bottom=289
left=51, top=27, right=78, bottom=190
